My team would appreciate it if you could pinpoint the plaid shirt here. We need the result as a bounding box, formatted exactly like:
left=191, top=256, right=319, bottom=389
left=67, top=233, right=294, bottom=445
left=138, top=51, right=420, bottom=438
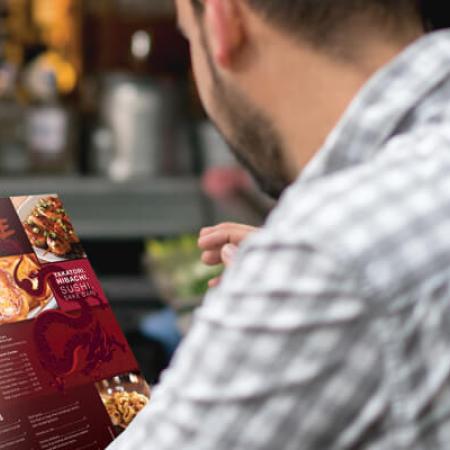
left=109, top=30, right=450, bottom=450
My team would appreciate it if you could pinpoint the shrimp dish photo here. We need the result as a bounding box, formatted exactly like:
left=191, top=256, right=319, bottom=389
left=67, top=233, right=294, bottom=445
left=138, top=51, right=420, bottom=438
left=22, top=196, right=84, bottom=259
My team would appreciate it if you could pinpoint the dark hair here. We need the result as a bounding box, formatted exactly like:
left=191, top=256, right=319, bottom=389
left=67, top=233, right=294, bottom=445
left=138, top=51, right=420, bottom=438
left=191, top=0, right=449, bottom=59
left=247, top=1, right=426, bottom=48
left=420, top=2, right=450, bottom=30
left=192, top=0, right=450, bottom=52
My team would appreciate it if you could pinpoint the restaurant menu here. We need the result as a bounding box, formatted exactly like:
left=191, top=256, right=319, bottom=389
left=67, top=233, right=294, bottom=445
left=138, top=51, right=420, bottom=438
left=0, top=195, right=151, bottom=450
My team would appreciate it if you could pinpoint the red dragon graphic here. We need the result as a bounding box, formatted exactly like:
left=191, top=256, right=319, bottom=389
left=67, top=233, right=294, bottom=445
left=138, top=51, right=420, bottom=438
left=14, top=257, right=127, bottom=390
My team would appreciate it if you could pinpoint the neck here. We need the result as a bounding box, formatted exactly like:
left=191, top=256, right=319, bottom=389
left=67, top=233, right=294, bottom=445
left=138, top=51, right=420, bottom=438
left=238, top=22, right=424, bottom=181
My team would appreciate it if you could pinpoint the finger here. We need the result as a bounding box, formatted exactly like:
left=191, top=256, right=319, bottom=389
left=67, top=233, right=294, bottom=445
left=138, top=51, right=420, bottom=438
left=216, top=222, right=256, bottom=233
left=199, top=226, right=216, bottom=237
left=198, top=226, right=254, bottom=250
left=198, top=227, right=222, bottom=249
left=199, top=223, right=255, bottom=243
left=201, top=250, right=222, bottom=265
left=221, top=244, right=238, bottom=267
left=208, top=276, right=222, bottom=288
left=198, top=231, right=226, bottom=250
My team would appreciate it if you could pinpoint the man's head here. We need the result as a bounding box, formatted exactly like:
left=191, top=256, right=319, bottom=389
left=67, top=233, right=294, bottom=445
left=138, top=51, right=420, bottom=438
left=176, top=0, right=424, bottom=198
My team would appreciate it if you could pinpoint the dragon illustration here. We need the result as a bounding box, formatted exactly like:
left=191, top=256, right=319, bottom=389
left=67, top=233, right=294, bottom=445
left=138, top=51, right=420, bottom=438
left=13, top=255, right=62, bottom=298
left=33, top=293, right=126, bottom=390
left=14, top=258, right=127, bottom=390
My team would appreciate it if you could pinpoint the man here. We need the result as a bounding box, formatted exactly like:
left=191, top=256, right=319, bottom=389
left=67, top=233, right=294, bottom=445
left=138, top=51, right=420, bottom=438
left=110, top=1, right=450, bottom=448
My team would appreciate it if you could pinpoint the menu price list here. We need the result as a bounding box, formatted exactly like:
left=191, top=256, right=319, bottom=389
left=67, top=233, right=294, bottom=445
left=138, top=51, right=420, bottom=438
left=0, top=418, right=26, bottom=449
left=0, top=338, right=43, bottom=402
left=0, top=384, right=115, bottom=450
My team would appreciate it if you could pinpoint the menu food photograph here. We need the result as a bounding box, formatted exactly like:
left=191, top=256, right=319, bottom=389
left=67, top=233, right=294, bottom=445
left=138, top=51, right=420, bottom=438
left=0, top=195, right=151, bottom=450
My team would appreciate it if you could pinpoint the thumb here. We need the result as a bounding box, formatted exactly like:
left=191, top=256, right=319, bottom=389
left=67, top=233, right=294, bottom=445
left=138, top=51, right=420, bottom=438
left=221, top=244, right=238, bottom=267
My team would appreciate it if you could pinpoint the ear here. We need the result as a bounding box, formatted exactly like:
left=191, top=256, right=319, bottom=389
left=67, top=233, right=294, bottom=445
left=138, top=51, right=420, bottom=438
left=204, top=0, right=244, bottom=68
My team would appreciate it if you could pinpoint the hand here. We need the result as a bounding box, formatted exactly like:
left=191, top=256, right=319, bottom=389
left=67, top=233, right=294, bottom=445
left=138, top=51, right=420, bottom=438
left=198, top=223, right=258, bottom=288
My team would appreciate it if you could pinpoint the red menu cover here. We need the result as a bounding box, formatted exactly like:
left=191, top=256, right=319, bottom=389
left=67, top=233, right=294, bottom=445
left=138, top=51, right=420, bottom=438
left=0, top=195, right=151, bottom=450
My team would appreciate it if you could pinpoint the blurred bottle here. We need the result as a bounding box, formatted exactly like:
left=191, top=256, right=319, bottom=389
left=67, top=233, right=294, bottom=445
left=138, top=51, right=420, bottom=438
left=0, top=108, right=27, bottom=174
left=0, top=0, right=28, bottom=174
left=0, top=0, right=81, bottom=175
left=23, top=50, right=77, bottom=174
left=96, top=73, right=174, bottom=181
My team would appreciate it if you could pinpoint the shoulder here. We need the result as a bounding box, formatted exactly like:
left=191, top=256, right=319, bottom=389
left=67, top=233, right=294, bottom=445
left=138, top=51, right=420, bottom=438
left=265, top=130, right=450, bottom=300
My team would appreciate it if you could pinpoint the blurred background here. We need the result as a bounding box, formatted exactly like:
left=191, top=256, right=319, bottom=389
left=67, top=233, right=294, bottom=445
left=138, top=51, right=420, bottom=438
left=0, top=0, right=272, bottom=383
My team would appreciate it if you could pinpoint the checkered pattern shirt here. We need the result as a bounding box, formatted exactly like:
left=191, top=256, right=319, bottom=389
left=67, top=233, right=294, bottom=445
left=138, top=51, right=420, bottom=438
left=109, top=30, right=450, bottom=449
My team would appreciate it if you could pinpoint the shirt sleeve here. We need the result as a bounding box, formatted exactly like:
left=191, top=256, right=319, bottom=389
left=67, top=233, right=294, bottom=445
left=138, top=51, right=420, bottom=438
left=107, top=232, right=385, bottom=450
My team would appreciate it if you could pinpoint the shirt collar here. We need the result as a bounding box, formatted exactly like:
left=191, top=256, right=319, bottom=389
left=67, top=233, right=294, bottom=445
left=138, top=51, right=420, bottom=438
left=300, top=30, right=450, bottom=183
